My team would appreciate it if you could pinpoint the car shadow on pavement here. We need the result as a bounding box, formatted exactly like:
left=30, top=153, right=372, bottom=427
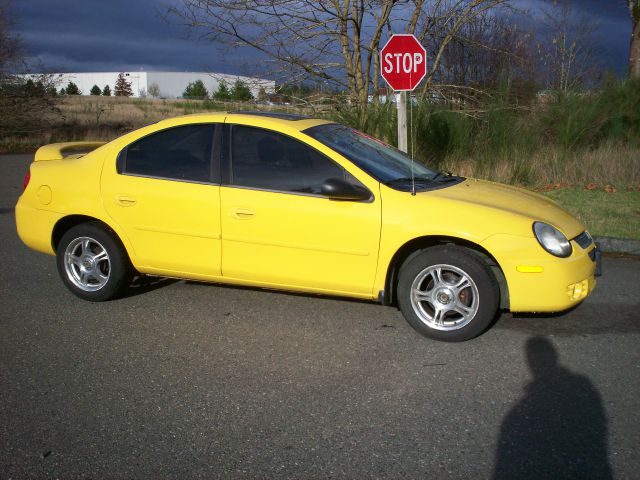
left=495, top=304, right=640, bottom=336
left=123, top=275, right=179, bottom=298
left=493, top=336, right=613, bottom=480
left=182, top=279, right=375, bottom=304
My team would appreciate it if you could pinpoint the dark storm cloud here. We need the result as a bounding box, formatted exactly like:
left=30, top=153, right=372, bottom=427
left=12, top=0, right=262, bottom=73
left=513, top=0, right=631, bottom=74
left=11, top=0, right=633, bottom=76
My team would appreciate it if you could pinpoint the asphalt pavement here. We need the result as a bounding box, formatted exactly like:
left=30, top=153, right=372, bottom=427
left=1, top=154, right=639, bottom=479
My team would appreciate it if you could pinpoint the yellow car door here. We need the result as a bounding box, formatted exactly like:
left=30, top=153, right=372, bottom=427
left=220, top=124, right=381, bottom=297
left=101, top=123, right=223, bottom=278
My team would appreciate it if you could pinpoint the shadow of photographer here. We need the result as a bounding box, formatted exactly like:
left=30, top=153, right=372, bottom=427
left=493, top=336, right=612, bottom=480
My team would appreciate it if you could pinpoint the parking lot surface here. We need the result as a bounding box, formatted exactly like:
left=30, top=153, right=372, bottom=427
left=1, top=154, right=639, bottom=479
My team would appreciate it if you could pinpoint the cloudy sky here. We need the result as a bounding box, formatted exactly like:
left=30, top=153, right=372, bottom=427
left=11, top=0, right=633, bottom=78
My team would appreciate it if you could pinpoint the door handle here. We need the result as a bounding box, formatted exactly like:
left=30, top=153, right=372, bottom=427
left=116, top=195, right=137, bottom=206
left=231, top=208, right=255, bottom=219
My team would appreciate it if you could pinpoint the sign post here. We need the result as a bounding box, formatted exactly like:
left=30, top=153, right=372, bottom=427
left=380, top=34, right=427, bottom=153
left=396, top=92, right=407, bottom=153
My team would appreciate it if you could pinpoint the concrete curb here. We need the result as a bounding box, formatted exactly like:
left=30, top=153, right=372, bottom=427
left=594, top=236, right=640, bottom=256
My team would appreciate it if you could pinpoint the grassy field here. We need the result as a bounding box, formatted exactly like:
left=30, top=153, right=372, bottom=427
left=543, top=188, right=640, bottom=239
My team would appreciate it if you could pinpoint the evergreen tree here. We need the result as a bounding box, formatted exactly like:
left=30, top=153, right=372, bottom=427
left=213, top=80, right=231, bottom=100
left=102, top=85, right=111, bottom=96
left=31, top=80, right=46, bottom=96
left=114, top=73, right=133, bottom=97
left=59, top=87, right=66, bottom=95
left=21, top=79, right=48, bottom=97
left=183, top=79, right=208, bottom=99
left=46, top=84, right=57, bottom=96
left=230, top=80, right=253, bottom=101
left=90, top=84, right=101, bottom=95
left=65, top=81, right=80, bottom=95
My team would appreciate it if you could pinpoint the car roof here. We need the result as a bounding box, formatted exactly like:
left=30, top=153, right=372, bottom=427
left=229, top=110, right=310, bottom=121
left=155, top=111, right=333, bottom=132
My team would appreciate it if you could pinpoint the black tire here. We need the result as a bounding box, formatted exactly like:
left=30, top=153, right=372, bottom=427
left=397, top=245, right=499, bottom=342
left=56, top=222, right=133, bottom=301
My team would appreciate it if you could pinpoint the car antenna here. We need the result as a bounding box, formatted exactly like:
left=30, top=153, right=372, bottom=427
left=410, top=91, right=416, bottom=196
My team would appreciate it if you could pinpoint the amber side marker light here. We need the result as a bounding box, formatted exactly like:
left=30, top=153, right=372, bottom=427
left=516, top=265, right=544, bottom=273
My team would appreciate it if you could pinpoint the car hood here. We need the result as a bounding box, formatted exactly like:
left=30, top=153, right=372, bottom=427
left=427, top=178, right=585, bottom=239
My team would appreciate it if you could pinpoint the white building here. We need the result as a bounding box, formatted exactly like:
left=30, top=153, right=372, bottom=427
left=39, top=71, right=275, bottom=99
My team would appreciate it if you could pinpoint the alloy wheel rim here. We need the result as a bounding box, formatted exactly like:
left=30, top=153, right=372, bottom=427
left=64, top=237, right=111, bottom=292
left=410, top=264, right=479, bottom=331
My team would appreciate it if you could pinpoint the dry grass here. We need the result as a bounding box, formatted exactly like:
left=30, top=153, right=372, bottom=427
left=1, top=96, right=181, bottom=152
left=60, top=96, right=176, bottom=126
left=55, top=95, right=319, bottom=129
left=0, top=96, right=316, bottom=152
left=441, top=144, right=640, bottom=189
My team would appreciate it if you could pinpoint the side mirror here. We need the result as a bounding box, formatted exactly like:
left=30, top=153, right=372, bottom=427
left=321, top=178, right=371, bottom=201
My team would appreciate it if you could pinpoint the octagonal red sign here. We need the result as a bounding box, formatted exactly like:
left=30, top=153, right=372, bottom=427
left=380, top=34, right=427, bottom=91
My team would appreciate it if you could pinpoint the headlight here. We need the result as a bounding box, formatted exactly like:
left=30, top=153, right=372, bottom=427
left=533, top=222, right=572, bottom=258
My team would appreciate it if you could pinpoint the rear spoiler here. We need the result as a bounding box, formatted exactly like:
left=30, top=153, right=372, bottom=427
left=34, top=142, right=107, bottom=162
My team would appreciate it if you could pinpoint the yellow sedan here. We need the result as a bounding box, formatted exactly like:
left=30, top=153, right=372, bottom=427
left=15, top=112, right=600, bottom=341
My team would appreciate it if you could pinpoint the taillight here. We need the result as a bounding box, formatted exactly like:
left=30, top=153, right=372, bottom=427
left=22, top=169, right=31, bottom=191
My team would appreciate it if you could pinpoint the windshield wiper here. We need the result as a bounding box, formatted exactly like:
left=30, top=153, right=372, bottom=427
left=430, top=171, right=453, bottom=181
left=384, top=176, right=434, bottom=186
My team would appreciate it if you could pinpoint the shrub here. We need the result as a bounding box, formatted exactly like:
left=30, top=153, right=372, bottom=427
left=213, top=81, right=231, bottom=100
left=148, top=83, right=160, bottom=98
left=336, top=79, right=640, bottom=187
left=230, top=80, right=253, bottom=101
left=65, top=81, right=80, bottom=95
left=183, top=79, right=208, bottom=99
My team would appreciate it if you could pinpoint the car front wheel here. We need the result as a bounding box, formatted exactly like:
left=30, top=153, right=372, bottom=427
left=56, top=222, right=133, bottom=301
left=397, top=245, right=499, bottom=342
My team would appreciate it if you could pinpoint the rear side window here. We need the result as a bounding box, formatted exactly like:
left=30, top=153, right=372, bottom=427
left=123, top=124, right=215, bottom=182
left=230, top=125, right=352, bottom=194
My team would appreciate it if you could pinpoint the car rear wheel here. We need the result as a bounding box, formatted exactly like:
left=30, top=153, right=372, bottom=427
left=56, top=223, right=133, bottom=301
left=397, top=245, right=499, bottom=342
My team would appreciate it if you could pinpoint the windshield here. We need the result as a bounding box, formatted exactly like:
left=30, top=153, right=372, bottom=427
left=303, top=123, right=441, bottom=185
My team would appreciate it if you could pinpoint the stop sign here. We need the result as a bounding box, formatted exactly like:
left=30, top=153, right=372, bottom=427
left=380, top=34, right=427, bottom=91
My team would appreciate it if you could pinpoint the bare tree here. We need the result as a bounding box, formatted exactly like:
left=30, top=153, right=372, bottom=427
left=0, top=0, right=59, bottom=138
left=425, top=8, right=535, bottom=103
left=536, top=0, right=600, bottom=91
left=148, top=82, right=161, bottom=98
left=414, top=0, right=512, bottom=98
left=87, top=97, right=114, bottom=129
left=629, top=0, right=640, bottom=79
left=0, top=0, right=20, bottom=80
left=169, top=0, right=509, bottom=124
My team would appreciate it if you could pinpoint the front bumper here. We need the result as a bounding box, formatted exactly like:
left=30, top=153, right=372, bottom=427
left=482, top=234, right=599, bottom=313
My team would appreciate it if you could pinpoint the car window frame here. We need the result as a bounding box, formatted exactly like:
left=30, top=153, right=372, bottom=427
left=116, top=123, right=221, bottom=185
left=222, top=123, right=373, bottom=202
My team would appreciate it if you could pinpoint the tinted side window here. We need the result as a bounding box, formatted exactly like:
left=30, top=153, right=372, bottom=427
left=231, top=125, right=352, bottom=194
left=124, top=124, right=215, bottom=182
